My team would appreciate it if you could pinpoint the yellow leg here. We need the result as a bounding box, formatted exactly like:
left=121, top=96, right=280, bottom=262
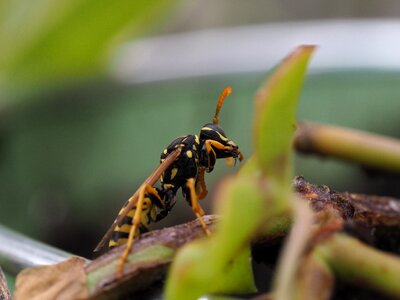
left=116, top=184, right=154, bottom=278
left=204, top=139, right=241, bottom=169
left=196, top=167, right=208, bottom=200
left=205, top=139, right=235, bottom=153
left=205, top=139, right=244, bottom=162
left=187, top=178, right=211, bottom=236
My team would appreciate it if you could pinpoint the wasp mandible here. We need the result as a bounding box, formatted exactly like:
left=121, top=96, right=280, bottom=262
left=94, top=86, right=244, bottom=275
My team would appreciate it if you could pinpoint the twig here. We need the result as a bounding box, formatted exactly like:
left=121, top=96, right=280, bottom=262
left=273, top=200, right=314, bottom=300
left=315, top=233, right=400, bottom=298
left=13, top=216, right=218, bottom=300
left=295, top=251, right=334, bottom=300
left=86, top=215, right=218, bottom=299
left=294, top=176, right=400, bottom=228
left=294, top=122, right=400, bottom=173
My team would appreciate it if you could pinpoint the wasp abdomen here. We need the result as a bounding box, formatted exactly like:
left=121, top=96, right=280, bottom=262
left=108, top=195, right=158, bottom=248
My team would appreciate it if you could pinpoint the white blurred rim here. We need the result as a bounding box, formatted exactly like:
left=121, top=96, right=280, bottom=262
left=111, top=19, right=400, bottom=83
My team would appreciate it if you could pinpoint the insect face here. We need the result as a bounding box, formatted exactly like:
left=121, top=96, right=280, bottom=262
left=199, top=123, right=242, bottom=172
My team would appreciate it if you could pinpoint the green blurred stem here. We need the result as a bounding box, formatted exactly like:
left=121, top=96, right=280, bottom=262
left=294, top=251, right=334, bottom=300
left=295, top=122, right=400, bottom=172
left=273, top=200, right=314, bottom=300
left=315, top=233, right=400, bottom=298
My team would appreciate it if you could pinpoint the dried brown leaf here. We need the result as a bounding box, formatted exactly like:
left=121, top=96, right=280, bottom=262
left=14, top=257, right=87, bottom=300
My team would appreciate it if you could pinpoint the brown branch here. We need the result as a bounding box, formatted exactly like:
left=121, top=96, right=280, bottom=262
left=294, top=176, right=400, bottom=228
left=86, top=215, right=218, bottom=299
left=87, top=215, right=218, bottom=271
left=14, top=216, right=219, bottom=300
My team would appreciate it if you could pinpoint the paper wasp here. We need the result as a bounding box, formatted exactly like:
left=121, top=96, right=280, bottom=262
left=94, top=86, right=244, bottom=275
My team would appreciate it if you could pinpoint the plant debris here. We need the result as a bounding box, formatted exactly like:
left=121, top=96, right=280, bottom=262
left=14, top=257, right=87, bottom=300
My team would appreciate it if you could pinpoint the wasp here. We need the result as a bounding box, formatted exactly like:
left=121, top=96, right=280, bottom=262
left=94, top=86, right=243, bottom=275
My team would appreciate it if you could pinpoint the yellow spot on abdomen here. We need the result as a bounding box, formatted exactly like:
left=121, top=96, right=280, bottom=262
left=186, top=150, right=193, bottom=158
left=117, top=224, right=132, bottom=233
left=109, top=240, right=119, bottom=247
left=115, top=238, right=128, bottom=245
left=127, top=209, right=136, bottom=218
left=170, top=168, right=178, bottom=180
left=163, top=183, right=175, bottom=190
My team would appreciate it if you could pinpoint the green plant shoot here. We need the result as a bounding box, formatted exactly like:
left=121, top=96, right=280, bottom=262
left=165, top=45, right=315, bottom=300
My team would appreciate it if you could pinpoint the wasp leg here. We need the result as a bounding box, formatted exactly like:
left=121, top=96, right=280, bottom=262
left=204, top=139, right=243, bottom=169
left=109, top=203, right=150, bottom=249
left=196, top=167, right=208, bottom=200
left=205, top=139, right=236, bottom=153
left=187, top=178, right=211, bottom=236
left=110, top=192, right=161, bottom=249
left=116, top=184, right=160, bottom=277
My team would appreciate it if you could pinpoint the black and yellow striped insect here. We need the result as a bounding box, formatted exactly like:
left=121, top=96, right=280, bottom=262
left=94, top=86, right=243, bottom=275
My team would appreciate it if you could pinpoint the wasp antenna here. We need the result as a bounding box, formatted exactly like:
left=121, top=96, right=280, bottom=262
left=213, top=86, right=232, bottom=125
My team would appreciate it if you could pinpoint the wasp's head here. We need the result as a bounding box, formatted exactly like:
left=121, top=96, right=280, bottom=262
left=199, top=124, right=243, bottom=172
left=198, top=86, right=244, bottom=172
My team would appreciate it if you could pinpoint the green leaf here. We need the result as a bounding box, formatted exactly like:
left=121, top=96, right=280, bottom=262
left=254, top=45, right=315, bottom=184
left=0, top=0, right=176, bottom=88
left=165, top=241, right=256, bottom=300
left=165, top=176, right=262, bottom=300
left=210, top=246, right=256, bottom=294
left=165, top=240, right=212, bottom=300
left=211, top=176, right=269, bottom=263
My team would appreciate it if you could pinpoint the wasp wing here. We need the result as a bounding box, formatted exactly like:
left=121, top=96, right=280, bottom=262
left=93, top=147, right=182, bottom=252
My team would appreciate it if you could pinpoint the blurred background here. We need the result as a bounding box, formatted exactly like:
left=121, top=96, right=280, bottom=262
left=1, top=0, right=400, bottom=261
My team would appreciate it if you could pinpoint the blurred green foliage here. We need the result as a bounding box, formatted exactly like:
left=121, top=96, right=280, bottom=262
left=0, top=0, right=179, bottom=256
left=0, top=0, right=176, bottom=101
